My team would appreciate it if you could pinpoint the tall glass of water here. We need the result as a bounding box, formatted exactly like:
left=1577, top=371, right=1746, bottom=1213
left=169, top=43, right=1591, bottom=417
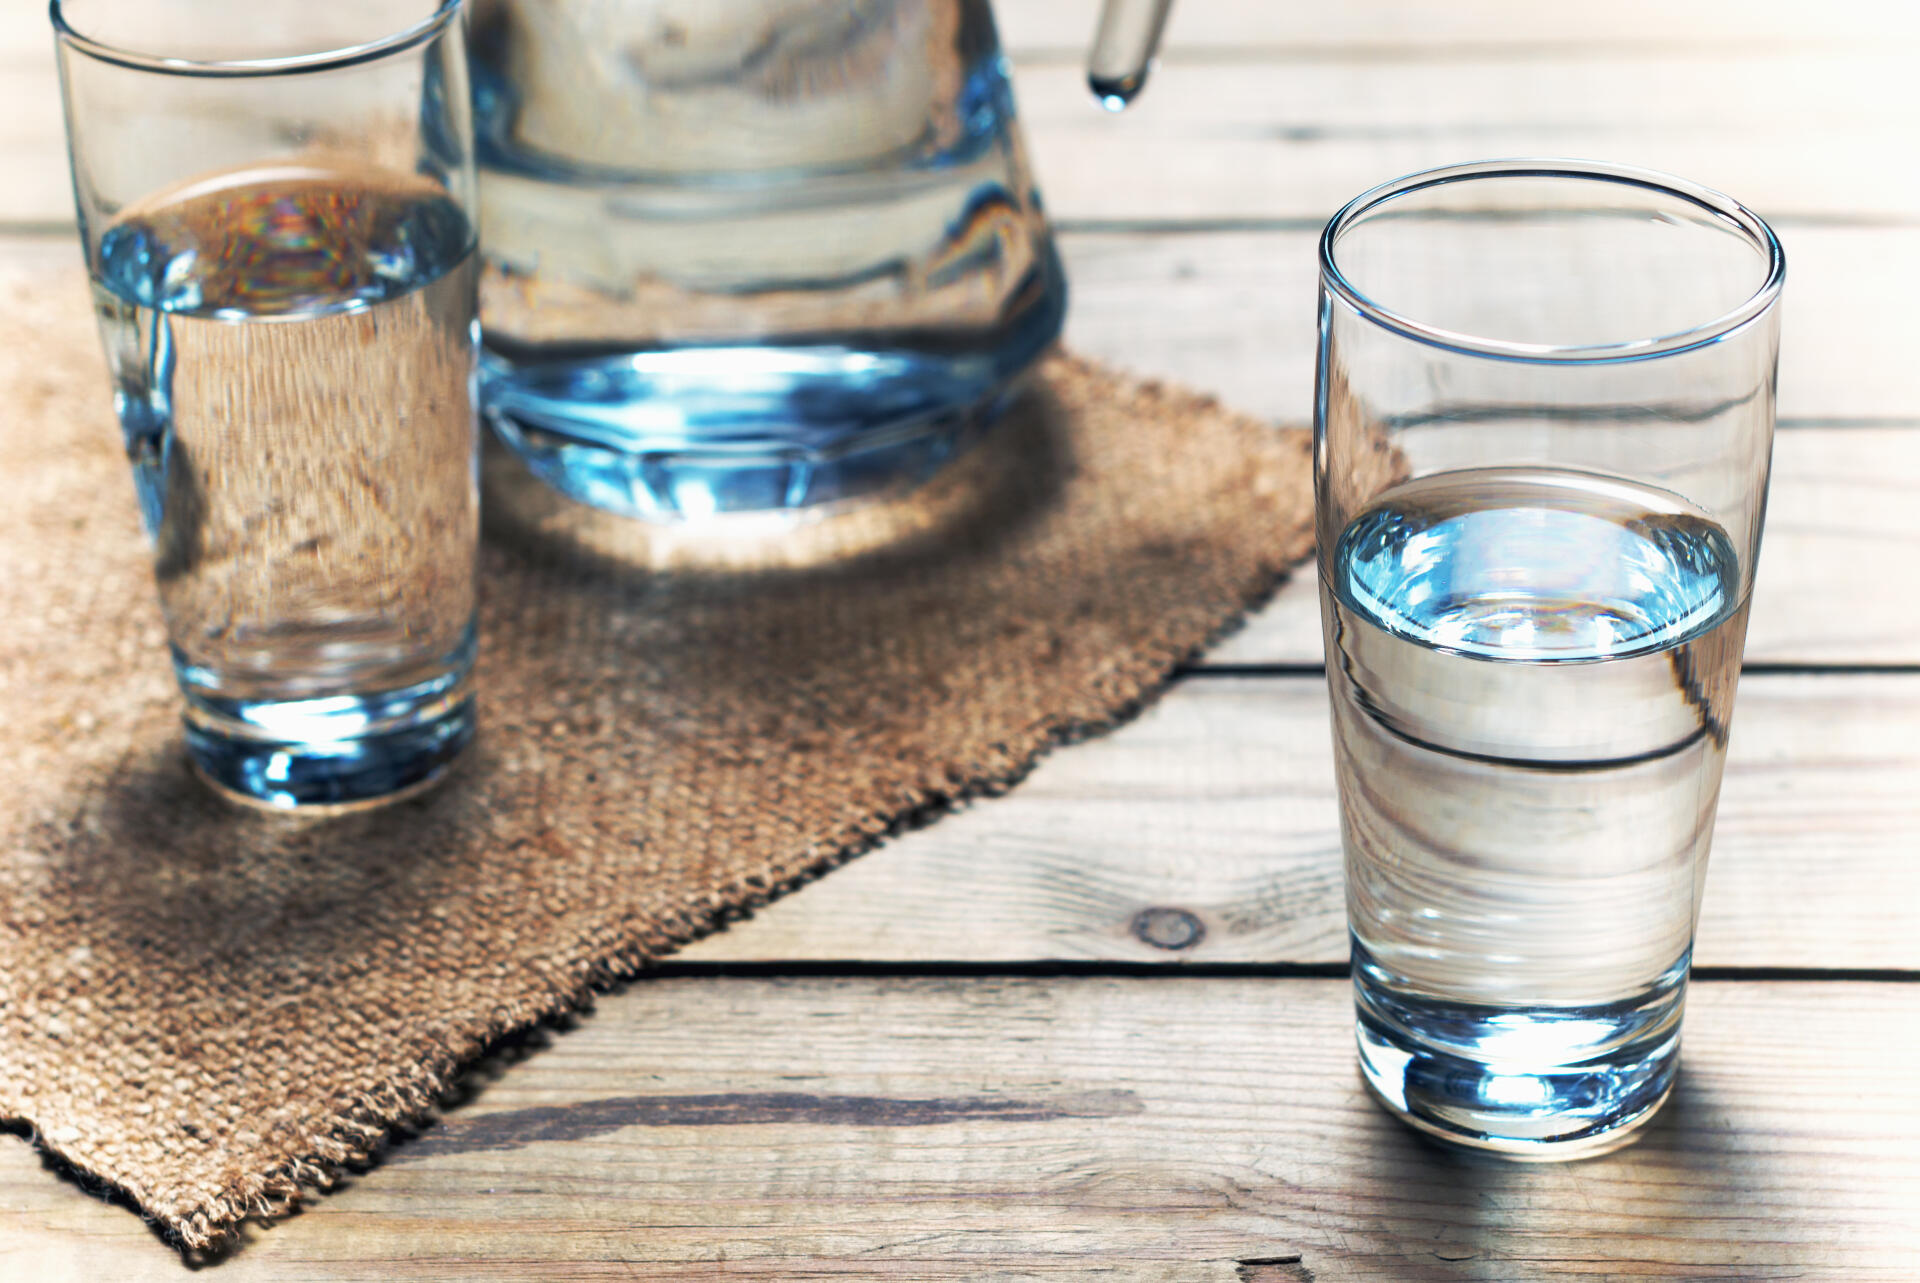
left=1315, top=160, right=1784, bottom=1156
left=53, top=0, right=481, bottom=810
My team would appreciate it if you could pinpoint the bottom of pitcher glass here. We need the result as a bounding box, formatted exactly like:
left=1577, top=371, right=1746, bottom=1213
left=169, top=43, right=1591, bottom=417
left=177, top=637, right=477, bottom=812
left=1353, top=951, right=1686, bottom=1159
left=486, top=372, right=1014, bottom=521
left=478, top=259, right=1068, bottom=521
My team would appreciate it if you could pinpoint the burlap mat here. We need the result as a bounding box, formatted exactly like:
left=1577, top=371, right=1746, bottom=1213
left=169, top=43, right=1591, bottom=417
left=0, top=272, right=1318, bottom=1250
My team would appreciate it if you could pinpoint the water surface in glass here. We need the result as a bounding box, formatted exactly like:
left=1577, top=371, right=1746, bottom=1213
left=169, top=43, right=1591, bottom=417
left=1316, top=161, right=1782, bottom=1157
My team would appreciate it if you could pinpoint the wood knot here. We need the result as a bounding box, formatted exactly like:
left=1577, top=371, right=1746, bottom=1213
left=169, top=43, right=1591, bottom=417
left=1132, top=906, right=1205, bottom=951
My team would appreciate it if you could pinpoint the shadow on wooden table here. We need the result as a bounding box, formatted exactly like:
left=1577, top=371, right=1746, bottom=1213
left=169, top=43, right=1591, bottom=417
left=1342, top=1072, right=1799, bottom=1279
left=5, top=369, right=1089, bottom=1258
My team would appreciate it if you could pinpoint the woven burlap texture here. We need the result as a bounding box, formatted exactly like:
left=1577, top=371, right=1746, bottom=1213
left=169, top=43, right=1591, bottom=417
left=0, top=273, right=1318, bottom=1249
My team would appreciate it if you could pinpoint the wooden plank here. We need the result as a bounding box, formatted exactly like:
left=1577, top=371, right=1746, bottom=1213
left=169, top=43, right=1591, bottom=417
left=4, top=977, right=1916, bottom=1279
left=1060, top=224, right=1920, bottom=667
left=994, top=0, right=1920, bottom=51
left=0, top=31, right=63, bottom=230
left=5, top=28, right=1920, bottom=227
left=15, top=4, right=1918, bottom=86
left=1015, top=56, right=1920, bottom=223
left=676, top=673, right=1920, bottom=969
left=13, top=1, right=1920, bottom=71
left=1, top=229, right=1911, bottom=668
left=1, top=196, right=1910, bottom=968
left=1062, top=227, right=1920, bottom=426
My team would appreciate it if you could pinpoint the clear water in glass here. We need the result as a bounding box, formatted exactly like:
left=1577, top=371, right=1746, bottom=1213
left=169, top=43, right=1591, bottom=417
left=93, top=164, right=480, bottom=807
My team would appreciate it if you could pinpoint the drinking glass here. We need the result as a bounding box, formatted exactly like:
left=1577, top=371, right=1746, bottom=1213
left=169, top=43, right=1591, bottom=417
left=1315, top=160, right=1784, bottom=1156
left=53, top=0, right=482, bottom=809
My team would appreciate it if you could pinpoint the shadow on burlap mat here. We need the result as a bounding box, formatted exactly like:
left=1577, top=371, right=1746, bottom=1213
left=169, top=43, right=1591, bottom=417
left=0, top=275, right=1339, bottom=1250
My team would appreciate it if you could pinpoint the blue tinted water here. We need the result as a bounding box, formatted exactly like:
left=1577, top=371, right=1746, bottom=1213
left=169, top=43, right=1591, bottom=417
left=92, top=165, right=479, bottom=809
left=1338, top=479, right=1737, bottom=662
left=1322, top=467, right=1749, bottom=1155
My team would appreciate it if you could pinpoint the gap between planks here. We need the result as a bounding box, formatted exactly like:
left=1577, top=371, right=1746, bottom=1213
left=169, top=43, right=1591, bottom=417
left=677, top=673, right=1920, bottom=971
left=632, top=959, right=1920, bottom=984
left=1179, top=663, right=1920, bottom=677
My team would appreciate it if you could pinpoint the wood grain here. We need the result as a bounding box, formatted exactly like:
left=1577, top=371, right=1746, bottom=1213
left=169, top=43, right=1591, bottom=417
left=7, top=15, right=1920, bottom=228
left=677, top=673, right=1920, bottom=968
left=1057, top=224, right=1920, bottom=665
left=995, top=0, right=1920, bottom=51
left=4, top=3, right=1916, bottom=1275
left=17, top=1, right=1920, bottom=70
left=4, top=977, right=1916, bottom=1280
left=4, top=232, right=1913, bottom=668
left=1061, top=227, right=1920, bottom=426
left=1016, top=55, right=1920, bottom=223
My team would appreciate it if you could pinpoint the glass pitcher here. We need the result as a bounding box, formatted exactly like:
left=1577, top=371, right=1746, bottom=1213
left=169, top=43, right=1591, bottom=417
left=469, top=0, right=1172, bottom=518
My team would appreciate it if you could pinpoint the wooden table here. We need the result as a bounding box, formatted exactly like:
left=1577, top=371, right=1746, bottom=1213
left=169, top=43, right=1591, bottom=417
left=6, top=2, right=1918, bottom=1277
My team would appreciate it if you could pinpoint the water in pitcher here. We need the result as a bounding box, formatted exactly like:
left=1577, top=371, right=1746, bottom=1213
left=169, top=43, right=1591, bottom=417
left=1321, top=466, right=1749, bottom=1151
left=467, top=0, right=1067, bottom=517
left=91, top=163, right=480, bottom=806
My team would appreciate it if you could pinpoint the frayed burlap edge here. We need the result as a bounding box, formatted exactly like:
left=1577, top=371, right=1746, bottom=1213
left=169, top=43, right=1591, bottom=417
left=9, top=372, right=1321, bottom=1255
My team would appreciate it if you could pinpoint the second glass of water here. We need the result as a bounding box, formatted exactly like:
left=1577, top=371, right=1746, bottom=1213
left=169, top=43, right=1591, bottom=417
left=53, top=0, right=481, bottom=809
left=1315, top=160, right=1784, bottom=1156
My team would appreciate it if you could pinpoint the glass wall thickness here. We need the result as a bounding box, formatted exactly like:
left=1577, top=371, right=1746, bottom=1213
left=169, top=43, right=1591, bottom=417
left=1314, top=159, right=1784, bottom=1157
left=53, top=0, right=482, bottom=809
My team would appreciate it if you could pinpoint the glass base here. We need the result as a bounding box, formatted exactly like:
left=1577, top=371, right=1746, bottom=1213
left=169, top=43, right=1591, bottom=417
left=178, top=636, right=477, bottom=812
left=479, top=257, right=1068, bottom=521
left=485, top=378, right=1013, bottom=521
left=185, top=698, right=473, bottom=813
left=1353, top=951, right=1685, bottom=1159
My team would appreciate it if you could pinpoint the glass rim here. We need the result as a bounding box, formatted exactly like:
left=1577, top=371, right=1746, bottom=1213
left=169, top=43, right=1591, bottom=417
left=49, top=0, right=464, bottom=78
left=1319, top=158, right=1787, bottom=365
